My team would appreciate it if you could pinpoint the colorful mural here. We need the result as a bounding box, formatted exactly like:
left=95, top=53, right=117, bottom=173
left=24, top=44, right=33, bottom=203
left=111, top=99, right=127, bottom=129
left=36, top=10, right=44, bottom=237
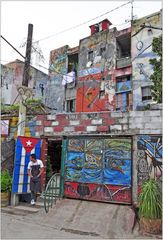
left=64, top=182, right=131, bottom=203
left=46, top=45, right=68, bottom=111
left=76, top=29, right=117, bottom=112
left=132, top=11, right=161, bottom=109
left=1, top=117, right=36, bottom=141
left=137, top=135, right=162, bottom=187
left=2, top=60, right=48, bottom=105
left=116, top=80, right=131, bottom=93
left=64, top=138, right=132, bottom=204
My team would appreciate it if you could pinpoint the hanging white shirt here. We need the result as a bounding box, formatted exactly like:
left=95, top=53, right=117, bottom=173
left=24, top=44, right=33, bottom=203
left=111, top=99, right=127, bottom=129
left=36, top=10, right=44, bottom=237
left=62, top=71, right=75, bottom=85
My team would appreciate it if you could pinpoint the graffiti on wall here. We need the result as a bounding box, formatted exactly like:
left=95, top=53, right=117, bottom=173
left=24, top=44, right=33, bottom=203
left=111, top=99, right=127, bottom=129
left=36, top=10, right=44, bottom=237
left=64, top=138, right=132, bottom=203
left=137, top=135, right=162, bottom=186
left=1, top=65, right=14, bottom=105
left=46, top=46, right=68, bottom=111
left=132, top=12, right=161, bottom=109
left=65, top=182, right=131, bottom=203
left=49, top=45, right=68, bottom=76
left=35, top=78, right=47, bottom=103
left=76, top=72, right=116, bottom=112
left=1, top=117, right=37, bottom=141
left=77, top=31, right=116, bottom=112
left=1, top=61, right=48, bottom=105
left=116, top=80, right=131, bottom=93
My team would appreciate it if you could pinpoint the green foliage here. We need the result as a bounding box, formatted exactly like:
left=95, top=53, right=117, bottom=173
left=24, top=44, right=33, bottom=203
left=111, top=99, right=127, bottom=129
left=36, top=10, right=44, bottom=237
left=139, top=179, right=162, bottom=219
left=1, top=104, right=19, bottom=112
left=149, top=35, right=162, bottom=103
left=26, top=98, right=42, bottom=104
left=46, top=156, right=53, bottom=184
left=142, top=104, right=150, bottom=110
left=1, top=170, right=12, bottom=192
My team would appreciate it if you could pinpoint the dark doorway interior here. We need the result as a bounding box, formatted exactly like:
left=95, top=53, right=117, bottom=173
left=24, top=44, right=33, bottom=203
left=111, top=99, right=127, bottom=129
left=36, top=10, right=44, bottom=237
left=48, top=140, right=62, bottom=174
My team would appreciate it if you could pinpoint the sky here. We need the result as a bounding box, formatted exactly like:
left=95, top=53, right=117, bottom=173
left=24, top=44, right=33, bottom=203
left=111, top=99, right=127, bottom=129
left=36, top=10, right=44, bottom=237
left=1, top=1, right=162, bottom=74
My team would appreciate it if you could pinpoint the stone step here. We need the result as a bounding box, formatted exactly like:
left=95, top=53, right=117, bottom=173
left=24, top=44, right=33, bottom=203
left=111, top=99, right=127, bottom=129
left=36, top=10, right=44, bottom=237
left=35, top=201, right=44, bottom=208
left=1, top=205, right=39, bottom=215
left=14, top=205, right=39, bottom=213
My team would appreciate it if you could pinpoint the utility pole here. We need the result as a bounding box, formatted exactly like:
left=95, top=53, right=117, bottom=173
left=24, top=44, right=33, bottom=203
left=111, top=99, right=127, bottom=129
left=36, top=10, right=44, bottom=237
left=17, top=24, right=33, bottom=136
left=11, top=24, right=34, bottom=206
left=22, top=24, right=33, bottom=86
left=131, top=0, right=134, bottom=25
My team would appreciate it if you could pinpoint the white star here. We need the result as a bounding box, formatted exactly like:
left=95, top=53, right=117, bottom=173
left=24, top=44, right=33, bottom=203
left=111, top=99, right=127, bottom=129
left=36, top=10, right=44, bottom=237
left=26, top=140, right=32, bottom=146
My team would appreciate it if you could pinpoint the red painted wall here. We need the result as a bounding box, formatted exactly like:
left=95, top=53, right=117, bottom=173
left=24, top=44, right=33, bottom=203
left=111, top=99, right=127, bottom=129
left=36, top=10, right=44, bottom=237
left=64, top=182, right=131, bottom=204
left=76, top=71, right=116, bottom=112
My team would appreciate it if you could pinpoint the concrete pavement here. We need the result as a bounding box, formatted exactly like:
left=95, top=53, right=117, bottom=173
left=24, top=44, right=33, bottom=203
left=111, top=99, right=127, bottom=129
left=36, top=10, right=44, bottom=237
left=1, top=198, right=162, bottom=239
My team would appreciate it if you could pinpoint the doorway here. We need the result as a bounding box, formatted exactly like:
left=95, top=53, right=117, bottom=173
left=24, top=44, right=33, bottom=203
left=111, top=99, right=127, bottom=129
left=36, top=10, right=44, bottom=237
left=47, top=140, right=62, bottom=175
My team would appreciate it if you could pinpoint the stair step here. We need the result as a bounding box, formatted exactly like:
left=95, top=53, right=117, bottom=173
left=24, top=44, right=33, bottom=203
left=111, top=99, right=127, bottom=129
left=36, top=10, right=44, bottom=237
left=1, top=205, right=39, bottom=215
left=35, top=201, right=44, bottom=208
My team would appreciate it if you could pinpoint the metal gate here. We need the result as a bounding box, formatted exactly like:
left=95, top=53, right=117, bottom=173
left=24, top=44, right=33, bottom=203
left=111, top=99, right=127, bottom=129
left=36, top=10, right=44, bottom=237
left=64, top=137, right=132, bottom=204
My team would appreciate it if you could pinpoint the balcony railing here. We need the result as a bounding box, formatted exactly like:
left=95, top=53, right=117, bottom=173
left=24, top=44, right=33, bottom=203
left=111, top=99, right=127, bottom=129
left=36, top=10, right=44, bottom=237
left=116, top=57, right=131, bottom=69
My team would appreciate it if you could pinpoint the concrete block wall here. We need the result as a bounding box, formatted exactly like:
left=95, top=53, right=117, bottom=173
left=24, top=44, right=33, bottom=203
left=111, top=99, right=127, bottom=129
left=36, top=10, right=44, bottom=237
left=35, top=110, right=162, bottom=137
left=34, top=110, right=162, bottom=204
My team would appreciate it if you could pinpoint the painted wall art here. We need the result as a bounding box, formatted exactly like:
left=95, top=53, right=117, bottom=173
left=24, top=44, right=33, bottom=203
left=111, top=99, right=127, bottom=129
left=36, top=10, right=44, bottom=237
left=64, top=138, right=132, bottom=204
left=137, top=135, right=162, bottom=185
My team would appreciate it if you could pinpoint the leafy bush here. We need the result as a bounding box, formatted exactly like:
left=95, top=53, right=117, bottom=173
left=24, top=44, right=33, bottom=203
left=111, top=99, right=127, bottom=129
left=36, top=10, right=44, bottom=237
left=139, top=179, right=162, bottom=219
left=1, top=170, right=12, bottom=192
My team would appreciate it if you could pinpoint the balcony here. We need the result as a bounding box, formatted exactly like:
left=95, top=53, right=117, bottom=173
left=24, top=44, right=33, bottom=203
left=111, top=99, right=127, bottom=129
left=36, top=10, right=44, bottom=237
left=116, top=57, right=131, bottom=69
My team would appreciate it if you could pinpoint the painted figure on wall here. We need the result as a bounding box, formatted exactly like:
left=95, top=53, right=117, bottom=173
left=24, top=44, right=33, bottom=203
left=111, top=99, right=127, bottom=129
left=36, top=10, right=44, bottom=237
left=137, top=135, right=162, bottom=185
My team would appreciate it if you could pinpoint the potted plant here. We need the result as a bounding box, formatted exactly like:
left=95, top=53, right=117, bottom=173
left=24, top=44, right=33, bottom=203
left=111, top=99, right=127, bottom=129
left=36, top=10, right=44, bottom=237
left=1, top=170, right=12, bottom=207
left=138, top=179, right=162, bottom=234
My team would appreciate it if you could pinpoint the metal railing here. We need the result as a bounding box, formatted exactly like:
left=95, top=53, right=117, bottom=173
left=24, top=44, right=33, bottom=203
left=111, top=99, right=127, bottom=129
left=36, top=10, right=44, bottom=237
left=43, top=173, right=61, bottom=213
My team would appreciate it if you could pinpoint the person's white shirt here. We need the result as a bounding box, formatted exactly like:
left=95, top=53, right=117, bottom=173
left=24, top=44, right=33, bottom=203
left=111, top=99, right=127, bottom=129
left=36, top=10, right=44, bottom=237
left=28, top=159, right=44, bottom=169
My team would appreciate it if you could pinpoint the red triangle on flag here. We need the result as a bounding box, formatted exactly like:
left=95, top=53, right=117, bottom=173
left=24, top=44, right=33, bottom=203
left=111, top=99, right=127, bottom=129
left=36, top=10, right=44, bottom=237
left=19, top=136, right=40, bottom=154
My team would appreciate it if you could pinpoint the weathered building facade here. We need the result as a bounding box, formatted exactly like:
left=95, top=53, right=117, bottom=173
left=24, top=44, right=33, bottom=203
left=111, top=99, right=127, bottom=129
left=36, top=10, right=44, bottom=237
left=46, top=45, right=78, bottom=112
left=132, top=11, right=162, bottom=110
left=2, top=10, right=162, bottom=206
left=1, top=59, right=48, bottom=105
left=1, top=64, right=15, bottom=105
left=77, top=19, right=132, bottom=112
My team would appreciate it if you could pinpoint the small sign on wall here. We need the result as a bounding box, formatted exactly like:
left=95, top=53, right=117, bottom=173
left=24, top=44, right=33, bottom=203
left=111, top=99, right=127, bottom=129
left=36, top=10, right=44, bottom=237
left=1, top=120, right=9, bottom=136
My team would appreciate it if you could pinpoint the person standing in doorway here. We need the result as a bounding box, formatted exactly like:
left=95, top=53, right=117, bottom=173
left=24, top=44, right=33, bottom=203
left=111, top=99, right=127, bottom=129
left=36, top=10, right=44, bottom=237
left=28, top=153, right=44, bottom=205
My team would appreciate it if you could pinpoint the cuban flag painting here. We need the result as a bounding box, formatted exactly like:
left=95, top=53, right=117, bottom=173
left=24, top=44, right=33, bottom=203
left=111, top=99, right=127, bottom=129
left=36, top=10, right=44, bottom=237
left=12, top=136, right=42, bottom=193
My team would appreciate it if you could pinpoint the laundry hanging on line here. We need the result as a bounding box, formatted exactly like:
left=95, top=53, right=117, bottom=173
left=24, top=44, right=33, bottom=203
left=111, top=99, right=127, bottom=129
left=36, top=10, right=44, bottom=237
left=62, top=71, right=76, bottom=85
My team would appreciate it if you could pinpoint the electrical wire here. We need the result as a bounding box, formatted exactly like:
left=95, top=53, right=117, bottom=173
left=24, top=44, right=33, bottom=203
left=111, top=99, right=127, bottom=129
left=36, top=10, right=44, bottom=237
left=33, top=1, right=131, bottom=43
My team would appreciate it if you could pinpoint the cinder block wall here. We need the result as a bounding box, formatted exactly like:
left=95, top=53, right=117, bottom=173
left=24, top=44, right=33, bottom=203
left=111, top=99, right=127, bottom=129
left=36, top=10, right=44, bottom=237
left=35, top=110, right=162, bottom=136
left=35, top=110, right=162, bottom=204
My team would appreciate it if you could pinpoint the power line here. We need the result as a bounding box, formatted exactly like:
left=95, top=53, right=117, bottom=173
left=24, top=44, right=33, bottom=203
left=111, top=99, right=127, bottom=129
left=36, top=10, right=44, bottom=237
left=33, top=1, right=131, bottom=43
left=1, top=35, right=25, bottom=59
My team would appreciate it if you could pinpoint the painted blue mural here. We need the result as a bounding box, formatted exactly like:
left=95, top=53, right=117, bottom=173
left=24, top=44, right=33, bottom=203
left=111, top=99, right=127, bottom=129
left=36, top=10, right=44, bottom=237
left=65, top=138, right=131, bottom=185
left=137, top=135, right=162, bottom=184
left=116, top=80, right=131, bottom=93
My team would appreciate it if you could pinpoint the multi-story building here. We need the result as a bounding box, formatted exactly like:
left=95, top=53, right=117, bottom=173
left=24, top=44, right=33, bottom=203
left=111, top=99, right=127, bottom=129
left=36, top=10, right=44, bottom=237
left=3, top=10, right=162, bottom=206
left=45, top=19, right=132, bottom=113
left=77, top=19, right=132, bottom=112
left=132, top=10, right=162, bottom=110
